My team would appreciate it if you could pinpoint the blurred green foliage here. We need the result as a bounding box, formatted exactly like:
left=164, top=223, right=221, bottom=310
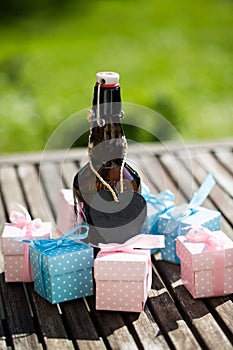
left=0, top=0, right=232, bottom=153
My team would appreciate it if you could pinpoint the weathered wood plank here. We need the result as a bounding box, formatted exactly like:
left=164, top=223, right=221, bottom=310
left=59, top=162, right=79, bottom=189
left=38, top=162, right=64, bottom=217
left=194, top=151, right=233, bottom=198
left=17, top=164, right=53, bottom=223
left=205, top=297, right=233, bottom=344
left=148, top=267, right=201, bottom=349
left=61, top=298, right=106, bottom=350
left=0, top=165, right=26, bottom=215
left=86, top=296, right=139, bottom=350
left=26, top=284, right=74, bottom=350
left=130, top=152, right=186, bottom=205
left=0, top=319, right=7, bottom=350
left=0, top=139, right=231, bottom=164
left=154, top=260, right=233, bottom=349
left=214, top=149, right=233, bottom=174
left=123, top=305, right=170, bottom=349
left=0, top=275, right=42, bottom=350
left=159, top=152, right=203, bottom=203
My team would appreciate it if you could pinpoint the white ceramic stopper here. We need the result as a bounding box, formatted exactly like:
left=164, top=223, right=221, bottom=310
left=96, top=71, right=119, bottom=85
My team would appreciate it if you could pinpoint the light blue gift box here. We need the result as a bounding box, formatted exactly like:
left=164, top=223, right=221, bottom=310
left=140, top=183, right=175, bottom=254
left=29, top=226, right=94, bottom=304
left=157, top=174, right=221, bottom=264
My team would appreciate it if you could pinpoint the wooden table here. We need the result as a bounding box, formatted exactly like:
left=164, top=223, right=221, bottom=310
left=0, top=138, right=232, bottom=350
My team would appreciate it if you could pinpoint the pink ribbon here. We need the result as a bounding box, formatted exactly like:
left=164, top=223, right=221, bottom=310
left=97, top=234, right=165, bottom=253
left=186, top=225, right=225, bottom=296
left=10, top=205, right=42, bottom=282
left=96, top=234, right=165, bottom=296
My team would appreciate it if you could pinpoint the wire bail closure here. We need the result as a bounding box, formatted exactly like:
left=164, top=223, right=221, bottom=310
left=87, top=82, right=124, bottom=126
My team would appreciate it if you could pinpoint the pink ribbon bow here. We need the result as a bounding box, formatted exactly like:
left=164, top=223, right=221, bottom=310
left=10, top=204, right=42, bottom=235
left=185, top=225, right=224, bottom=251
left=185, top=225, right=225, bottom=296
left=9, top=205, right=42, bottom=282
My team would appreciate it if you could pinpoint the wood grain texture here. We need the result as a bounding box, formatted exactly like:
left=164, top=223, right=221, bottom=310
left=0, top=140, right=232, bottom=350
left=154, top=260, right=233, bottom=349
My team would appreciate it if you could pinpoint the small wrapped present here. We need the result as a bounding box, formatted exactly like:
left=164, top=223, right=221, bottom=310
left=56, top=189, right=84, bottom=236
left=176, top=226, right=233, bottom=298
left=140, top=182, right=175, bottom=254
left=30, top=225, right=94, bottom=304
left=157, top=174, right=221, bottom=263
left=94, top=234, right=165, bottom=312
left=1, top=205, right=52, bottom=282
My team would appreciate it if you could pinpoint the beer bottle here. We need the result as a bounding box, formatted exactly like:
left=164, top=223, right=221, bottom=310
left=73, top=72, right=141, bottom=239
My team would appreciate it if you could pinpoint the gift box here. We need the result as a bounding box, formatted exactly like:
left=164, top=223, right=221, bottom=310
left=94, top=234, right=165, bottom=312
left=140, top=183, right=175, bottom=254
left=94, top=250, right=151, bottom=312
left=30, top=226, right=94, bottom=304
left=157, top=174, right=221, bottom=263
left=176, top=227, right=233, bottom=298
left=1, top=206, right=52, bottom=282
left=56, top=189, right=84, bottom=236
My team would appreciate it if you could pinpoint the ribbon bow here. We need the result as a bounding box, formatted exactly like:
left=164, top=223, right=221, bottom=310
left=140, top=184, right=175, bottom=234
left=186, top=225, right=224, bottom=251
left=165, top=174, right=216, bottom=229
left=31, top=225, right=89, bottom=252
left=10, top=204, right=42, bottom=236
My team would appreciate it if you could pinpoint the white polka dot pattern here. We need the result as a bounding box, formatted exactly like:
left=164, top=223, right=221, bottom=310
left=30, top=242, right=94, bottom=304
left=1, top=222, right=51, bottom=282
left=157, top=207, right=221, bottom=264
left=94, top=250, right=151, bottom=312
left=177, top=230, right=233, bottom=298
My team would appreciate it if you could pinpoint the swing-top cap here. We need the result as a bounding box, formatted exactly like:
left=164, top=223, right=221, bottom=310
left=96, top=71, right=119, bottom=85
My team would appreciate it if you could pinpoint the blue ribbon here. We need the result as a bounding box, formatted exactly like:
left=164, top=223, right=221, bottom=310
left=165, top=173, right=216, bottom=233
left=30, top=225, right=89, bottom=251
left=140, top=184, right=175, bottom=234
left=30, top=224, right=89, bottom=300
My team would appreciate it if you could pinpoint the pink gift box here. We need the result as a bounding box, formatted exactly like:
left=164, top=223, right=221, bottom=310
left=176, top=230, right=233, bottom=298
left=94, top=250, right=152, bottom=312
left=1, top=222, right=52, bottom=282
left=56, top=189, right=84, bottom=236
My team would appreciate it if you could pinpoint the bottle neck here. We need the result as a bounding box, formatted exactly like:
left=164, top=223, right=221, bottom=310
left=91, top=83, right=123, bottom=127
left=89, top=83, right=127, bottom=164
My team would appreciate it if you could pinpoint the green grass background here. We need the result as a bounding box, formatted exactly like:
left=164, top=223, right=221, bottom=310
left=0, top=0, right=232, bottom=153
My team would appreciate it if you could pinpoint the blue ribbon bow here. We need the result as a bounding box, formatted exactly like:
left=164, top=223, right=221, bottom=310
left=165, top=174, right=216, bottom=233
left=30, top=225, right=89, bottom=252
left=140, top=183, right=175, bottom=234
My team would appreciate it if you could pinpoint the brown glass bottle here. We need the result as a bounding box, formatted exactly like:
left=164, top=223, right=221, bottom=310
left=73, top=72, right=140, bottom=229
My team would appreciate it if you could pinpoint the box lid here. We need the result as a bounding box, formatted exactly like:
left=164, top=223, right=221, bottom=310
left=94, top=250, right=149, bottom=281
left=1, top=222, right=52, bottom=255
left=30, top=241, right=94, bottom=277
left=176, top=231, right=233, bottom=271
left=158, top=207, right=221, bottom=234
